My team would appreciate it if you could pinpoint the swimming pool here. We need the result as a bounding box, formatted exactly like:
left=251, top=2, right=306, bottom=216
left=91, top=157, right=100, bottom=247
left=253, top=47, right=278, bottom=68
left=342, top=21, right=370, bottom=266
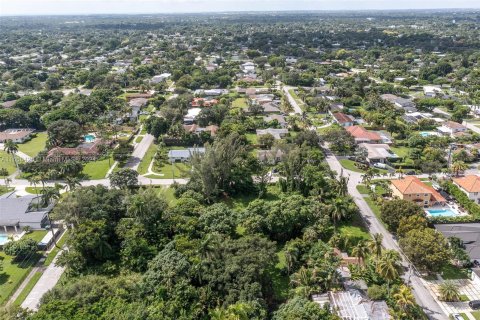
left=0, top=234, right=9, bottom=245
left=420, top=132, right=433, bottom=137
left=426, top=208, right=458, bottom=217
left=84, top=134, right=96, bottom=143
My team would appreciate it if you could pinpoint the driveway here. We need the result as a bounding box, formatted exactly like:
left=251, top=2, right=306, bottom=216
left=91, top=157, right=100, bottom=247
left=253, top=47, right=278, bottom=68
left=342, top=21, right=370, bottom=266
left=324, top=150, right=448, bottom=320
left=124, top=133, right=154, bottom=170
left=282, top=86, right=303, bottom=115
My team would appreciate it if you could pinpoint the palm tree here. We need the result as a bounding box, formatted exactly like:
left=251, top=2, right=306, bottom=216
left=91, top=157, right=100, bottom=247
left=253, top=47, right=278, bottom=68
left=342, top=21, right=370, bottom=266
left=64, top=176, right=81, bottom=192
left=330, top=199, right=349, bottom=231
left=451, top=161, right=468, bottom=177
left=368, top=233, right=383, bottom=260
left=40, top=185, right=61, bottom=207
left=290, top=267, right=317, bottom=298
left=4, top=139, right=19, bottom=169
left=438, top=281, right=460, bottom=302
left=393, top=285, right=415, bottom=311
left=27, top=175, right=41, bottom=196
left=351, top=240, right=368, bottom=266
left=376, top=250, right=401, bottom=293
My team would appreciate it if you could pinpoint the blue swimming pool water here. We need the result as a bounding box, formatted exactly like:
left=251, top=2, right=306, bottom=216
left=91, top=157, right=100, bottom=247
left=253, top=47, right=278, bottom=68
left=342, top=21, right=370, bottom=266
left=420, top=132, right=432, bottom=137
left=84, top=134, right=96, bottom=143
left=0, top=234, right=8, bottom=245
left=426, top=208, right=458, bottom=217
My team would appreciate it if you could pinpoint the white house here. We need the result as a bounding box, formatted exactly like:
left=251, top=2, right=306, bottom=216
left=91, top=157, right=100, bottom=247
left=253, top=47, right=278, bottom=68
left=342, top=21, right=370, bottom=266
left=0, top=128, right=34, bottom=143
left=453, top=175, right=480, bottom=204
left=437, top=121, right=468, bottom=136
left=168, top=148, right=205, bottom=162
left=151, top=73, right=171, bottom=84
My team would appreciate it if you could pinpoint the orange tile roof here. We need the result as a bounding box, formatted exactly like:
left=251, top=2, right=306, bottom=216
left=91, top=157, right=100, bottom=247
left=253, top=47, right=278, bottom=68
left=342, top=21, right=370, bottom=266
left=453, top=175, right=480, bottom=193
left=391, top=176, right=446, bottom=202
left=346, top=126, right=381, bottom=141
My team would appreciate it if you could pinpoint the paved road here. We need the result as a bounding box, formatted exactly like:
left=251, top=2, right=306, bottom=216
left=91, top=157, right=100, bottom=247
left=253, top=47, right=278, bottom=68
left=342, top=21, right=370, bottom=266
left=123, top=133, right=154, bottom=170
left=282, top=86, right=303, bottom=115
left=21, top=253, right=64, bottom=311
left=324, top=151, right=447, bottom=320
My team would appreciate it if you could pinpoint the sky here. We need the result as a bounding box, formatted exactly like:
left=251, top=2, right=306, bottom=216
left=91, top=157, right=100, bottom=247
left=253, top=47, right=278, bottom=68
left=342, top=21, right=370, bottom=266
left=0, top=0, right=479, bottom=16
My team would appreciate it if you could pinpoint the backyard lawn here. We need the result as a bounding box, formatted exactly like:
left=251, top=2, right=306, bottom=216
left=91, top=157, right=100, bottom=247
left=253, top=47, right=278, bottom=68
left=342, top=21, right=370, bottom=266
left=24, top=230, right=49, bottom=243
left=146, top=162, right=191, bottom=179
left=25, top=187, right=43, bottom=195
left=0, top=252, right=40, bottom=304
left=232, top=97, right=248, bottom=109
left=390, top=146, right=411, bottom=159
left=245, top=133, right=258, bottom=145
left=18, top=132, right=48, bottom=157
left=82, top=155, right=113, bottom=179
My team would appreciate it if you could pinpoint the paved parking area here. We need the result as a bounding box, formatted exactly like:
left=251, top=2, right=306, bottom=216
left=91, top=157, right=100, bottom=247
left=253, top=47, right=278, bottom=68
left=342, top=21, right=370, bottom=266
left=423, top=278, right=480, bottom=319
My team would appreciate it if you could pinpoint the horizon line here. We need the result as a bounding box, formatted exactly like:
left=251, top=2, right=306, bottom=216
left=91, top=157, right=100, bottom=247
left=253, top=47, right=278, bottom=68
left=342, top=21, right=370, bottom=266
left=1, top=7, right=480, bottom=17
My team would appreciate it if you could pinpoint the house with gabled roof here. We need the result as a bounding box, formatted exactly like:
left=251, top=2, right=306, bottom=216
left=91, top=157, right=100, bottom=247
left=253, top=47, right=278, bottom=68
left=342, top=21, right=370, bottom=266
left=332, top=112, right=355, bottom=127
left=453, top=175, right=480, bottom=204
left=346, top=126, right=383, bottom=144
left=391, top=176, right=446, bottom=207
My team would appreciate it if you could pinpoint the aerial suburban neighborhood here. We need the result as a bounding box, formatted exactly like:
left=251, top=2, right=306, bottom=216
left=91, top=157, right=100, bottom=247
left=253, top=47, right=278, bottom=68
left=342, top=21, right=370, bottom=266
left=1, top=4, right=480, bottom=320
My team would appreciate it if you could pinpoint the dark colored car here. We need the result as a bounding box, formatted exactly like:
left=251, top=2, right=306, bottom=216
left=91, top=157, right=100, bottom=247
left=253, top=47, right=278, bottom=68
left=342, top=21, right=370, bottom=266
left=469, top=300, right=480, bottom=310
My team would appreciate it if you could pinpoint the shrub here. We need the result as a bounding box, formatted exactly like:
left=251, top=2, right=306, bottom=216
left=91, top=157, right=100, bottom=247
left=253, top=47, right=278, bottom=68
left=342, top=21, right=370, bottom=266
left=367, top=284, right=387, bottom=300
left=3, top=238, right=38, bottom=259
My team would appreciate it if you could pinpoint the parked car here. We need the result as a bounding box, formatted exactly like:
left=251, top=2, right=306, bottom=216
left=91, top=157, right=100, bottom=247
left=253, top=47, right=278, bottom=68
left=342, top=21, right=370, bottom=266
left=452, top=314, right=463, bottom=320
left=373, top=163, right=386, bottom=169
left=469, top=300, right=480, bottom=310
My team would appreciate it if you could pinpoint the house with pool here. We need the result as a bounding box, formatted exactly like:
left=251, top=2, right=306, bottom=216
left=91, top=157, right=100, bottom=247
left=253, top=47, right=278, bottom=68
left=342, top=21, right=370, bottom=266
left=390, top=176, right=446, bottom=208
left=0, top=194, right=54, bottom=246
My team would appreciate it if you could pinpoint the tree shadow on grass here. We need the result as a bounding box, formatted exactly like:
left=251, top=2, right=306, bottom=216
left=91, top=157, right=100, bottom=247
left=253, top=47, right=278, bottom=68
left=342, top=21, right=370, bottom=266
left=0, top=272, right=11, bottom=285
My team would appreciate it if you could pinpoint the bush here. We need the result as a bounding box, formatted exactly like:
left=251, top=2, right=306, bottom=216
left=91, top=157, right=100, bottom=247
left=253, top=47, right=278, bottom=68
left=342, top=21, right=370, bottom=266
left=367, top=284, right=387, bottom=300
left=3, top=238, right=38, bottom=259
left=380, top=199, right=425, bottom=233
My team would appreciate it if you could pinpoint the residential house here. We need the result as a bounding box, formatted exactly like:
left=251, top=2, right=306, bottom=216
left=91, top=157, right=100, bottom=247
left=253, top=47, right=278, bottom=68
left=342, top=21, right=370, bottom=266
left=438, top=121, right=468, bottom=137
left=328, top=290, right=390, bottom=320
left=168, top=147, right=205, bottom=162
left=434, top=223, right=480, bottom=263
left=261, top=102, right=281, bottom=114
left=0, top=194, right=54, bottom=231
left=332, top=112, right=355, bottom=127
left=256, top=128, right=288, bottom=140
left=46, top=139, right=106, bottom=162
left=126, top=92, right=153, bottom=101
left=358, top=143, right=398, bottom=164
left=183, top=124, right=219, bottom=136
left=391, top=176, right=446, bottom=207
left=263, top=114, right=287, bottom=128
left=346, top=126, right=383, bottom=144
left=129, top=98, right=149, bottom=121
left=151, top=73, right=171, bottom=84
left=183, top=108, right=202, bottom=124
left=191, top=97, right=219, bottom=107
left=453, top=175, right=480, bottom=204
left=424, top=85, right=443, bottom=97
left=194, top=89, right=228, bottom=96
left=0, top=128, right=34, bottom=143
left=380, top=94, right=417, bottom=112
left=257, top=149, right=285, bottom=164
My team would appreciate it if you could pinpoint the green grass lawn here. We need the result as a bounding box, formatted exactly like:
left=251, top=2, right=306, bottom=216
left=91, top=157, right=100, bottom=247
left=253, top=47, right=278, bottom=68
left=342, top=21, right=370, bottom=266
left=0, top=252, right=40, bottom=304
left=18, top=132, right=47, bottom=157
left=232, top=97, right=248, bottom=109
left=245, top=133, right=258, bottom=145
left=137, top=143, right=157, bottom=175
left=0, top=150, right=22, bottom=175
left=151, top=187, right=177, bottom=206
left=472, top=311, right=480, bottom=320
left=25, top=187, right=43, bottom=195
left=339, top=159, right=365, bottom=173
left=82, top=155, right=113, bottom=180
left=224, top=184, right=281, bottom=211
left=267, top=248, right=289, bottom=302
left=364, top=196, right=382, bottom=219
left=152, top=162, right=191, bottom=179
left=390, top=146, right=411, bottom=159
left=135, top=136, right=144, bottom=144
left=24, top=230, right=48, bottom=243
left=356, top=185, right=371, bottom=194
left=0, top=186, right=14, bottom=195
left=13, top=271, right=42, bottom=307
left=441, top=264, right=469, bottom=280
